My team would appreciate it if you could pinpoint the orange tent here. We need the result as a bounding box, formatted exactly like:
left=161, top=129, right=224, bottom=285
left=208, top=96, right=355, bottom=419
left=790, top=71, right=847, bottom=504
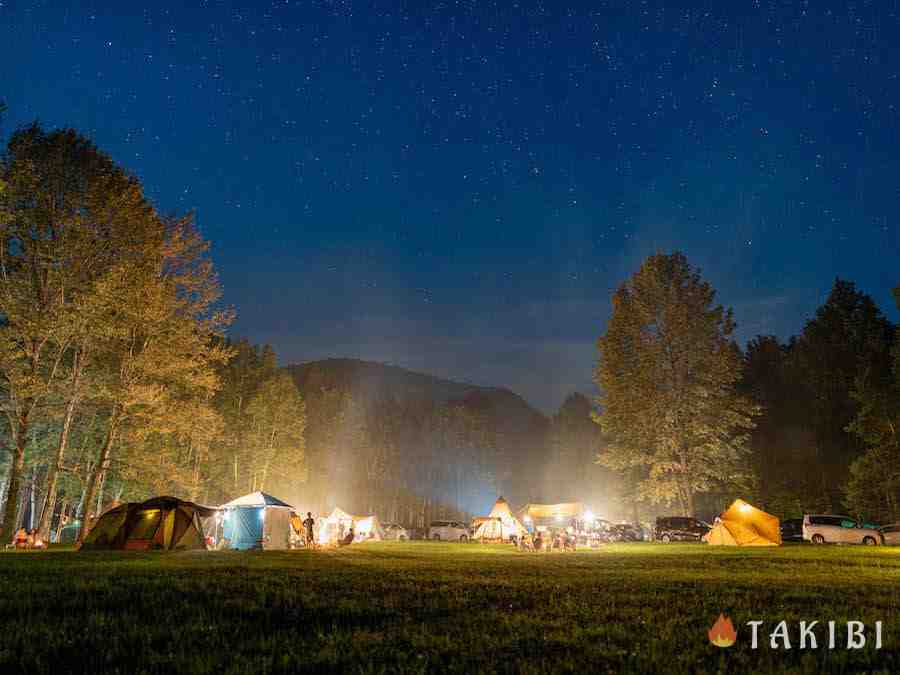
left=704, top=499, right=781, bottom=546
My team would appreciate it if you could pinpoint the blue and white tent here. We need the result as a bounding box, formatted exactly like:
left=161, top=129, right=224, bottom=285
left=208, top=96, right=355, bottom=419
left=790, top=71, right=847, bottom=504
left=219, top=491, right=295, bottom=550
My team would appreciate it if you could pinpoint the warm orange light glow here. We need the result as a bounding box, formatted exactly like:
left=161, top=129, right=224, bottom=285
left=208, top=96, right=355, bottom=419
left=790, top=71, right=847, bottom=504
left=708, top=614, right=737, bottom=647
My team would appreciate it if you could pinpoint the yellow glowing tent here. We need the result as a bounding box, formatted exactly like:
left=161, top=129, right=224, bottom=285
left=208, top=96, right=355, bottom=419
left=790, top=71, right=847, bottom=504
left=317, top=507, right=384, bottom=544
left=79, top=496, right=215, bottom=551
left=473, top=497, right=528, bottom=541
left=704, top=499, right=781, bottom=546
left=517, top=502, right=585, bottom=527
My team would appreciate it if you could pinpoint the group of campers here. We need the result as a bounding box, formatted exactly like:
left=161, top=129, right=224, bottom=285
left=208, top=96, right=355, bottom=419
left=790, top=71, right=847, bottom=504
left=474, top=498, right=589, bottom=551
left=7, top=528, right=47, bottom=550
left=514, top=529, right=577, bottom=552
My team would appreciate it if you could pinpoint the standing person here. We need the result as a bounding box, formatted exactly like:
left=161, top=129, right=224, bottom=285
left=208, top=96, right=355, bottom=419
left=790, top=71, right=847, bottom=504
left=302, top=512, right=316, bottom=549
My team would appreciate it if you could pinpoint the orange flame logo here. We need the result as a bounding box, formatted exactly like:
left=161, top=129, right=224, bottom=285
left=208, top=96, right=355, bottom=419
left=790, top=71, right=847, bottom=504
left=708, top=613, right=737, bottom=647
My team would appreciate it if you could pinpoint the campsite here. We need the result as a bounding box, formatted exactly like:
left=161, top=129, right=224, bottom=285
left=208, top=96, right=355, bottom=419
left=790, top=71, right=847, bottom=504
left=0, top=542, right=896, bottom=673
left=2, top=494, right=897, bottom=672
left=4, top=2, right=900, bottom=672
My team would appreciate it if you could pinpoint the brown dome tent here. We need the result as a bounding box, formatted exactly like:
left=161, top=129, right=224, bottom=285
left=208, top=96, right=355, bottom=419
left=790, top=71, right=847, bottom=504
left=79, top=496, right=216, bottom=551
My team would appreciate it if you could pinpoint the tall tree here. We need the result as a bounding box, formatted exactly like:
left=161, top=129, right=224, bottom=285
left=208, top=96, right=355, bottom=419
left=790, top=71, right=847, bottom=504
left=740, top=336, right=822, bottom=515
left=212, top=339, right=277, bottom=498
left=0, top=125, right=163, bottom=539
left=549, top=393, right=607, bottom=504
left=790, top=279, right=894, bottom=508
left=593, top=252, right=758, bottom=515
left=244, top=371, right=306, bottom=495
left=77, top=218, right=231, bottom=540
left=843, top=285, right=900, bottom=522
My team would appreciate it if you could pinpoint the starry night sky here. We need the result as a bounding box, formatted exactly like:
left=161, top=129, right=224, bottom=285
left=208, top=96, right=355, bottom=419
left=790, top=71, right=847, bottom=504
left=3, top=1, right=899, bottom=411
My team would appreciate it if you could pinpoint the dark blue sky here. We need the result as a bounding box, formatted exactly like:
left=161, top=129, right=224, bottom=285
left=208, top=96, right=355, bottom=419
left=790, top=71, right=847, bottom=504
left=3, top=1, right=899, bottom=411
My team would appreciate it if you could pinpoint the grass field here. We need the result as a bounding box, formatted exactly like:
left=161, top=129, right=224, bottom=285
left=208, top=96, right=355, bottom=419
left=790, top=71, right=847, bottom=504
left=0, top=543, right=897, bottom=673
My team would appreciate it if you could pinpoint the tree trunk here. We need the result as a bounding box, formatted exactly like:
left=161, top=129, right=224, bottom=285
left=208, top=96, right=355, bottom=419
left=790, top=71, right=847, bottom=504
left=37, top=395, right=82, bottom=540
left=78, top=411, right=120, bottom=543
left=76, top=464, right=90, bottom=519
left=37, top=347, right=84, bottom=540
left=95, top=471, right=106, bottom=516
left=684, top=487, right=695, bottom=517
left=0, top=468, right=9, bottom=518
left=189, top=439, right=201, bottom=502
left=28, top=465, right=38, bottom=530
left=0, top=421, right=29, bottom=541
left=54, top=497, right=70, bottom=543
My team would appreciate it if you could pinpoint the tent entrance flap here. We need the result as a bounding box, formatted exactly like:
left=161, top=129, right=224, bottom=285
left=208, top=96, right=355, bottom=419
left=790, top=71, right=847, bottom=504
left=224, top=507, right=264, bottom=549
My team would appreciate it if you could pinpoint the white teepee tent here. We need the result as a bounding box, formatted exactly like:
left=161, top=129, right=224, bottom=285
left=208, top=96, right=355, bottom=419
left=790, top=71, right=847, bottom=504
left=473, top=497, right=528, bottom=542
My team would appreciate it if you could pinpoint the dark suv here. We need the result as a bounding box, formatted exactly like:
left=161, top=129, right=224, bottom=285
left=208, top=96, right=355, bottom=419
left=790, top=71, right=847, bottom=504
left=780, top=517, right=804, bottom=543
left=654, top=516, right=710, bottom=542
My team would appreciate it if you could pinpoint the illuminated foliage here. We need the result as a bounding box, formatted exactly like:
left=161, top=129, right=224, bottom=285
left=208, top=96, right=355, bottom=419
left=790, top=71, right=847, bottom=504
left=593, top=252, right=759, bottom=515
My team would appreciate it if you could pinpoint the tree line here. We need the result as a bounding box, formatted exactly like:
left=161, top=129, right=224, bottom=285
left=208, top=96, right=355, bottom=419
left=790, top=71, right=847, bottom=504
left=0, top=124, right=540, bottom=540
left=594, top=252, right=899, bottom=523
left=0, top=125, right=305, bottom=543
left=1, top=124, right=895, bottom=542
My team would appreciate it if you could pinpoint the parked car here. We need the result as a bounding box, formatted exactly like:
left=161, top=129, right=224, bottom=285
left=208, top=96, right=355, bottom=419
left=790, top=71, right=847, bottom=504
left=610, top=523, right=644, bottom=542
left=407, top=527, right=428, bottom=541
left=654, top=516, right=711, bottom=542
left=382, top=523, right=410, bottom=541
left=589, top=518, right=615, bottom=543
left=780, top=517, right=804, bottom=543
left=802, top=515, right=882, bottom=545
left=878, top=523, right=900, bottom=546
left=427, top=520, right=471, bottom=542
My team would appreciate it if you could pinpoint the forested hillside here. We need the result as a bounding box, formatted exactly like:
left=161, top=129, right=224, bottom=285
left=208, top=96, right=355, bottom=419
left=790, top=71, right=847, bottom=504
left=286, top=358, right=602, bottom=526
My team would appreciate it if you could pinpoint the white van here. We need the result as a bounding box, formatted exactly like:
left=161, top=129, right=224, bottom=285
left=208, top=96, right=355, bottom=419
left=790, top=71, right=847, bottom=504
left=802, top=514, right=882, bottom=545
left=427, top=520, right=471, bottom=542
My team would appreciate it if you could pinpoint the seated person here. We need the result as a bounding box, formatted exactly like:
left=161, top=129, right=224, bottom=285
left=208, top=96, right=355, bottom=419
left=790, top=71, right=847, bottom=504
left=339, top=527, right=355, bottom=546
left=30, top=529, right=46, bottom=550
left=13, top=528, right=28, bottom=549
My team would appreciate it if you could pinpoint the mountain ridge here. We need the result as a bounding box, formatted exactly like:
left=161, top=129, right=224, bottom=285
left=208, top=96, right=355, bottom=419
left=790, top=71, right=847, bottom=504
left=284, top=357, right=549, bottom=424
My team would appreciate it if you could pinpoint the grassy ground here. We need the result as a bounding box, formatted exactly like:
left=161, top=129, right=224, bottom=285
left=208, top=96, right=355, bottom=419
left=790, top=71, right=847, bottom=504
left=0, top=543, right=897, bottom=674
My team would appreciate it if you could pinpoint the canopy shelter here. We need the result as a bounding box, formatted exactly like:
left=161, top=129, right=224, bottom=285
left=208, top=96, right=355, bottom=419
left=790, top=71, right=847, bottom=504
left=473, top=497, right=528, bottom=542
left=219, top=491, right=295, bottom=550
left=317, top=507, right=384, bottom=544
left=704, top=499, right=781, bottom=546
left=517, top=502, right=585, bottom=530
left=79, top=497, right=216, bottom=551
